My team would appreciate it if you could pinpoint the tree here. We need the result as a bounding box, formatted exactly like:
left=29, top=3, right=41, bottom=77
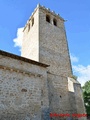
left=82, top=81, right=90, bottom=116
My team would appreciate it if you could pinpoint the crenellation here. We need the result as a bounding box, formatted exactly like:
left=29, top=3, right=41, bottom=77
left=47, top=8, right=50, bottom=11
left=23, top=4, right=65, bottom=33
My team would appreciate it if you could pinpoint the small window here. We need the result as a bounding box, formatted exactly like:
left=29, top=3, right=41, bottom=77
left=53, top=18, right=57, bottom=26
left=32, top=17, right=34, bottom=26
left=28, top=23, right=30, bottom=31
left=60, top=95, right=62, bottom=98
left=46, top=15, right=50, bottom=23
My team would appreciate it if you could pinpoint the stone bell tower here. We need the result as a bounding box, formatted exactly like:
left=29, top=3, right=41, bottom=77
left=21, top=4, right=72, bottom=77
left=21, top=4, right=86, bottom=120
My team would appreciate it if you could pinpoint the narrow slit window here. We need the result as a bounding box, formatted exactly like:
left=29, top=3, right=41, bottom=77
left=46, top=15, right=50, bottom=23
left=28, top=23, right=30, bottom=31
left=32, top=17, right=34, bottom=26
left=53, top=19, right=57, bottom=26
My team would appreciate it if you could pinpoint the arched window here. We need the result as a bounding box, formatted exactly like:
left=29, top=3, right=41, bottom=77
left=28, top=23, right=30, bottom=31
left=32, top=17, right=34, bottom=26
left=53, top=18, right=57, bottom=26
left=46, top=15, right=50, bottom=23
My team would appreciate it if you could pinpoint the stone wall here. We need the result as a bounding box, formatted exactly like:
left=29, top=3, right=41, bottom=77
left=21, top=7, right=39, bottom=61
left=39, top=7, right=72, bottom=77
left=68, top=77, right=87, bottom=120
left=74, top=83, right=87, bottom=120
left=0, top=52, right=50, bottom=120
left=47, top=73, right=71, bottom=114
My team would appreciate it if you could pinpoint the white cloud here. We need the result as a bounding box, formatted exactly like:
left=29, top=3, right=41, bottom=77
left=70, top=54, right=79, bottom=63
left=70, top=54, right=90, bottom=86
left=13, top=27, right=24, bottom=51
left=72, top=65, right=90, bottom=86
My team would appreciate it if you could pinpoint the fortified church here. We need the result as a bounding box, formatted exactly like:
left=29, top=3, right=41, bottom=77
left=0, top=4, right=86, bottom=120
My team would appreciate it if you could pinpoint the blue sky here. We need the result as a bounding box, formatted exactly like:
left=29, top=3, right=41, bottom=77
left=0, top=0, right=90, bottom=86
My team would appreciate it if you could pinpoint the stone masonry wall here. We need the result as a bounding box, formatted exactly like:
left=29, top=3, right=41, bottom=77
left=21, top=7, right=39, bottom=61
left=0, top=54, right=50, bottom=120
left=74, top=83, right=87, bottom=120
left=68, top=77, right=87, bottom=120
left=39, top=7, right=72, bottom=77
left=47, top=73, right=71, bottom=113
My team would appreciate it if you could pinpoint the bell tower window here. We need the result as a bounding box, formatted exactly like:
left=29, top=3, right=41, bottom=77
left=28, top=23, right=30, bottom=31
left=46, top=15, right=50, bottom=23
left=53, top=18, right=57, bottom=26
left=32, top=17, right=34, bottom=26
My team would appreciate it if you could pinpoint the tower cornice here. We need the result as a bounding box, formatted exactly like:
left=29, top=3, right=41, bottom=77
left=23, top=4, right=65, bottom=32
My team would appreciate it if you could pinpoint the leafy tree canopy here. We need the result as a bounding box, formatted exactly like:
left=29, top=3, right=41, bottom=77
left=82, top=81, right=90, bottom=115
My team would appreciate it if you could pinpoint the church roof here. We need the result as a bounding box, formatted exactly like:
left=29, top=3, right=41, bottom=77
left=0, top=50, right=49, bottom=68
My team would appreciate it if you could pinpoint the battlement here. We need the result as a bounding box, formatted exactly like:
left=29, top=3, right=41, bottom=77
left=23, top=4, right=65, bottom=32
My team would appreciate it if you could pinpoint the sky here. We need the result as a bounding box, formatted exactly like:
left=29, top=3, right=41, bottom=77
left=0, top=0, right=90, bottom=86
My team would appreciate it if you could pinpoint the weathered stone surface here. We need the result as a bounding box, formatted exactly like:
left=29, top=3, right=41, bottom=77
left=0, top=53, right=50, bottom=120
left=0, top=4, right=87, bottom=120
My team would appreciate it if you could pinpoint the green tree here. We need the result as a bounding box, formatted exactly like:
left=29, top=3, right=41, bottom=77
left=82, top=81, right=90, bottom=115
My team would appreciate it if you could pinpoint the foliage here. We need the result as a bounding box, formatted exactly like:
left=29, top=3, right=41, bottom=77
left=82, top=81, right=90, bottom=114
left=71, top=75, right=77, bottom=80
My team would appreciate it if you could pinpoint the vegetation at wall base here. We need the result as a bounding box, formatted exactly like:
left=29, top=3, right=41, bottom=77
left=82, top=81, right=90, bottom=115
